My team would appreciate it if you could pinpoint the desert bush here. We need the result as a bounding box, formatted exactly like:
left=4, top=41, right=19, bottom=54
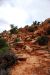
left=0, top=38, right=17, bottom=70
left=0, top=69, right=8, bottom=75
left=14, top=38, right=20, bottom=43
left=10, top=24, right=18, bottom=34
left=33, top=21, right=40, bottom=25
left=0, top=47, right=9, bottom=55
left=0, top=51, right=17, bottom=70
left=33, top=21, right=37, bottom=25
left=0, top=38, right=8, bottom=48
left=28, top=25, right=38, bottom=32
left=0, top=38, right=9, bottom=55
left=28, top=26, right=34, bottom=32
left=2, top=53, right=17, bottom=69
left=24, top=25, right=29, bottom=30
left=37, top=36, right=48, bottom=45
left=0, top=39, right=9, bottom=55
left=37, top=22, right=40, bottom=25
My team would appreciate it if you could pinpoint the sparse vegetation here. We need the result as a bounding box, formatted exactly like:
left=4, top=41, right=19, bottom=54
left=14, top=38, right=20, bottom=43
left=0, top=52, right=17, bottom=75
left=2, top=52, right=17, bottom=69
left=0, top=38, right=8, bottom=48
left=0, top=38, right=17, bottom=75
left=37, top=36, right=48, bottom=45
left=28, top=21, right=40, bottom=32
left=0, top=38, right=9, bottom=55
left=28, top=26, right=34, bottom=32
left=33, top=21, right=37, bottom=25
left=10, top=24, right=18, bottom=34
left=24, top=25, right=29, bottom=30
left=33, top=21, right=40, bottom=25
left=0, top=69, right=8, bottom=75
left=0, top=47, right=9, bottom=55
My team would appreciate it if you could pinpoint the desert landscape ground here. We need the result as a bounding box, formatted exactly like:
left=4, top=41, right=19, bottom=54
left=0, top=18, right=50, bottom=75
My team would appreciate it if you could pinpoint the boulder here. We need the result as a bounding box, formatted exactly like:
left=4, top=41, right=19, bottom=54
left=24, top=45, right=32, bottom=52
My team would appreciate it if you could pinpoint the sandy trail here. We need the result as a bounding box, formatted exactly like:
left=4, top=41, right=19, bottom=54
left=10, top=51, right=50, bottom=75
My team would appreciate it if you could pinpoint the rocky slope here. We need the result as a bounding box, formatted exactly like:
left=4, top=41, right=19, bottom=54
left=0, top=18, right=50, bottom=75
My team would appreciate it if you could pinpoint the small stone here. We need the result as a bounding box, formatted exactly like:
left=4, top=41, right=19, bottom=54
left=24, top=45, right=33, bottom=52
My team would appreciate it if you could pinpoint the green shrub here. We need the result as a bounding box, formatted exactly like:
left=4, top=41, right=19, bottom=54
left=14, top=38, right=20, bottom=43
left=33, top=21, right=37, bottom=25
left=10, top=24, right=18, bottom=34
left=10, top=28, right=18, bottom=34
left=0, top=38, right=17, bottom=74
left=0, top=38, right=8, bottom=48
left=0, top=47, right=9, bottom=55
left=0, top=38, right=9, bottom=55
left=37, top=36, right=48, bottom=45
left=33, top=21, right=40, bottom=25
